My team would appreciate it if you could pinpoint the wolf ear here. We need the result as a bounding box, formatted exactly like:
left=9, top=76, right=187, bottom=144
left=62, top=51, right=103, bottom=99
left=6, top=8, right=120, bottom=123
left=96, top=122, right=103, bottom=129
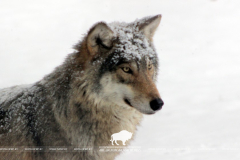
left=138, top=15, right=162, bottom=41
left=87, top=22, right=114, bottom=56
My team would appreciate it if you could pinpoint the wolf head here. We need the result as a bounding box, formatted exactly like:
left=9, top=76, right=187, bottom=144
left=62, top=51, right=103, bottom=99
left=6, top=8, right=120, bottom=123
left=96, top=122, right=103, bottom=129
left=74, top=15, right=163, bottom=115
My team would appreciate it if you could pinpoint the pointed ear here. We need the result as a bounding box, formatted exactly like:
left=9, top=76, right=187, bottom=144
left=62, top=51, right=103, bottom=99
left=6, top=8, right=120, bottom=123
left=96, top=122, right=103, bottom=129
left=87, top=22, right=114, bottom=56
left=138, top=15, right=162, bottom=41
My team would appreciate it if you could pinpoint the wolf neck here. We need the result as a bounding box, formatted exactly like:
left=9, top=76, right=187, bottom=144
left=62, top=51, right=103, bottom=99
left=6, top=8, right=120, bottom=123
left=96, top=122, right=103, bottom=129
left=40, top=52, right=143, bottom=146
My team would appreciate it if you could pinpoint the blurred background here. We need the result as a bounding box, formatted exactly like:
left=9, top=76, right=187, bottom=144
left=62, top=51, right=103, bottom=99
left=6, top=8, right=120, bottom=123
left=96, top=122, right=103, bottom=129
left=0, top=0, right=240, bottom=159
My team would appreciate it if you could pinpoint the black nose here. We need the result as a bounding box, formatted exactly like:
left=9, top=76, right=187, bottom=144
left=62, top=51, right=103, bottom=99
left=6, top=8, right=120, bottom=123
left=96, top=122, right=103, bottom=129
left=150, top=98, right=164, bottom=111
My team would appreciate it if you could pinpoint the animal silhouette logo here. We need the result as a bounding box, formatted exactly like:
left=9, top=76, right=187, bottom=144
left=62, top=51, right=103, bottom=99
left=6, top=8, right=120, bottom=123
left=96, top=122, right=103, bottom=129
left=110, top=130, right=133, bottom=145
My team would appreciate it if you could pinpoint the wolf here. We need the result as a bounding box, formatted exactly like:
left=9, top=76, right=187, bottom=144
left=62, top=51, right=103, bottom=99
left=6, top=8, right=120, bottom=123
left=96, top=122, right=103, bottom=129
left=0, top=15, right=164, bottom=160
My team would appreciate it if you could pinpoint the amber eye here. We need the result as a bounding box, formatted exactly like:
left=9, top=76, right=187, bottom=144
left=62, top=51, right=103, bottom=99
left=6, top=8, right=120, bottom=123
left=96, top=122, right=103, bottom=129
left=122, top=67, right=132, bottom=74
left=148, top=64, right=153, bottom=70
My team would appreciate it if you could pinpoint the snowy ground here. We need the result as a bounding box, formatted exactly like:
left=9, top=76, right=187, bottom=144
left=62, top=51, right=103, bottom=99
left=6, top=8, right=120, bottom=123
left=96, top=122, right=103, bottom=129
left=1, top=0, right=240, bottom=159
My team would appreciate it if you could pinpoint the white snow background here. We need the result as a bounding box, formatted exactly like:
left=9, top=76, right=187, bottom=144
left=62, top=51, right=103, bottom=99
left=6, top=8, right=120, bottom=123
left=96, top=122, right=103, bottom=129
left=1, top=0, right=240, bottom=159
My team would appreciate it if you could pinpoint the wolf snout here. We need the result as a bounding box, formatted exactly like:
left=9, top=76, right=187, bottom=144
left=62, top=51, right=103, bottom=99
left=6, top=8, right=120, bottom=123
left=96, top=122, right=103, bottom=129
left=150, top=98, right=164, bottom=111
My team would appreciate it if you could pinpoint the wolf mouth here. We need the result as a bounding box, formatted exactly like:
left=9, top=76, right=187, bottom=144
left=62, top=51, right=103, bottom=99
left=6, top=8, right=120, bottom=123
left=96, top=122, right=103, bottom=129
left=124, top=98, right=133, bottom=107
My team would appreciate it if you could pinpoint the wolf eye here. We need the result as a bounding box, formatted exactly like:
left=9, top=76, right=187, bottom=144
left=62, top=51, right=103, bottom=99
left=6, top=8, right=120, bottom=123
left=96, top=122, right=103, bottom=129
left=122, top=67, right=132, bottom=74
left=148, top=64, right=153, bottom=70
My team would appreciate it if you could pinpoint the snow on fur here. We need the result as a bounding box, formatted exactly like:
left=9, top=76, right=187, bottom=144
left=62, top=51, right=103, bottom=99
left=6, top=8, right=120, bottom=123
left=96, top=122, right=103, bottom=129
left=109, top=20, right=155, bottom=61
left=0, top=84, right=32, bottom=105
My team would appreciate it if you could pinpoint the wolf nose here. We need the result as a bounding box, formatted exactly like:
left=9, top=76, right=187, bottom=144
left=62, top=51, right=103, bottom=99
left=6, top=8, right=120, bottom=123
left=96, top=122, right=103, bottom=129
left=150, top=98, right=164, bottom=111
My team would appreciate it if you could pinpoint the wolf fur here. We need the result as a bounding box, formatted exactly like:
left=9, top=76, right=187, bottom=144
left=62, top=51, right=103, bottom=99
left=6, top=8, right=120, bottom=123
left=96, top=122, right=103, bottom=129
left=0, top=15, right=163, bottom=160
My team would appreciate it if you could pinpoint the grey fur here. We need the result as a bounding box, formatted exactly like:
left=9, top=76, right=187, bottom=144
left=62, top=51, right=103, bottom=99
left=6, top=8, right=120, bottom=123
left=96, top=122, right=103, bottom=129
left=0, top=15, right=162, bottom=160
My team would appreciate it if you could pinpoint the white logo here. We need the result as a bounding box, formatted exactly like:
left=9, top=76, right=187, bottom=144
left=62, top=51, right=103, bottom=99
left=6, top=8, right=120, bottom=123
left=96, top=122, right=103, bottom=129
left=110, top=130, right=133, bottom=145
